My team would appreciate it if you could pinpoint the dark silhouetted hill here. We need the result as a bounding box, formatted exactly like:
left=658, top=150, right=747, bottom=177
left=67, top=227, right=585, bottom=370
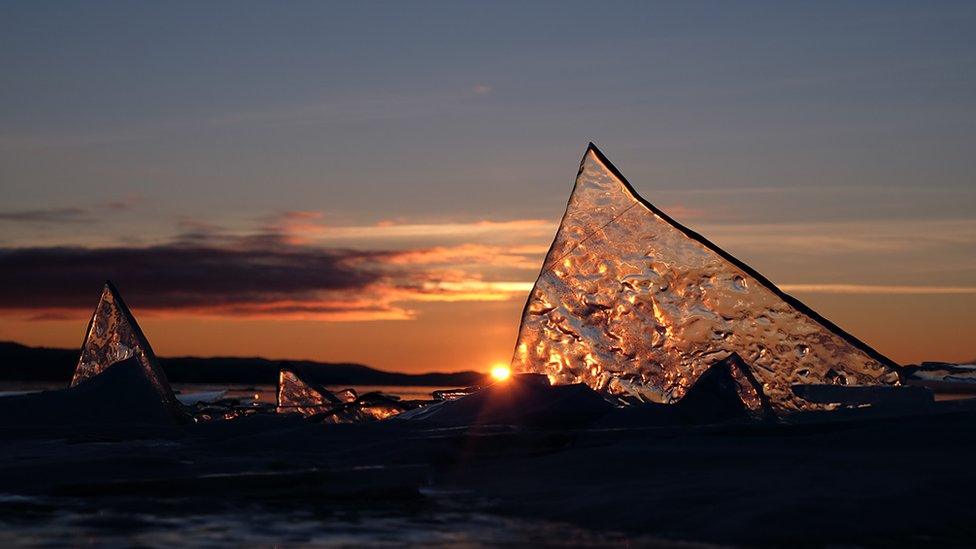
left=0, top=341, right=486, bottom=386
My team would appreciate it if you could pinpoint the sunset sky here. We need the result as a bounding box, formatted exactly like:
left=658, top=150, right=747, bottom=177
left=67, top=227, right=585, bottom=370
left=1, top=2, right=974, bottom=373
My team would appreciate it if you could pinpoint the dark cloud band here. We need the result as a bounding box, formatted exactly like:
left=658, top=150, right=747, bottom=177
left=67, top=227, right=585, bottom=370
left=0, top=244, right=385, bottom=311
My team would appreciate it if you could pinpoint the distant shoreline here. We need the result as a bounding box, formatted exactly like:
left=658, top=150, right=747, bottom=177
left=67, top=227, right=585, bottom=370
left=0, top=341, right=487, bottom=387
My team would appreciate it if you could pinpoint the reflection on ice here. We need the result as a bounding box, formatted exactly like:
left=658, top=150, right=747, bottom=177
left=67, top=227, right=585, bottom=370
left=176, top=390, right=227, bottom=406
left=432, top=387, right=481, bottom=401
left=399, top=374, right=612, bottom=427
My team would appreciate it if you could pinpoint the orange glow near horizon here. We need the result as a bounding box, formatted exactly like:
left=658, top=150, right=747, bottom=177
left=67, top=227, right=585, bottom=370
left=0, top=290, right=974, bottom=373
left=490, top=363, right=512, bottom=382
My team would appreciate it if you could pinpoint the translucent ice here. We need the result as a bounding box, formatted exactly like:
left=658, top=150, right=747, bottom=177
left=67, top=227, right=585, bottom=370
left=276, top=368, right=408, bottom=421
left=73, top=281, right=181, bottom=411
left=276, top=368, right=338, bottom=416
left=512, top=144, right=901, bottom=411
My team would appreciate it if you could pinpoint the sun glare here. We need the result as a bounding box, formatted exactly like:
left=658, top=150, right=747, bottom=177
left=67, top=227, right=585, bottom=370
left=490, top=363, right=512, bottom=382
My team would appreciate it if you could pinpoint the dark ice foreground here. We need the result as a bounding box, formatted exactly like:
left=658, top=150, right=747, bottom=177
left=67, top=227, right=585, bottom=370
left=2, top=365, right=976, bottom=546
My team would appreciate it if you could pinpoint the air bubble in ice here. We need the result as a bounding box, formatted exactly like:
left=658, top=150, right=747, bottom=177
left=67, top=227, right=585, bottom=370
left=732, top=275, right=747, bottom=291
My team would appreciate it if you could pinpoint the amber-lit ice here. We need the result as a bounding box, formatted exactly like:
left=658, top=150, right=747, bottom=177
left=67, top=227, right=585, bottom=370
left=73, top=282, right=180, bottom=410
left=277, top=368, right=409, bottom=422
left=512, top=144, right=901, bottom=411
left=276, top=368, right=338, bottom=417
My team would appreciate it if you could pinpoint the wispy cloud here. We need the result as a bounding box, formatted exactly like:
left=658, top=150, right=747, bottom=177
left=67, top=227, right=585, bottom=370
left=658, top=205, right=705, bottom=220
left=99, top=195, right=141, bottom=211
left=780, top=284, right=976, bottom=295
left=407, top=280, right=534, bottom=302
left=256, top=211, right=975, bottom=258
left=262, top=213, right=556, bottom=243
left=696, top=218, right=976, bottom=253
left=0, top=199, right=142, bottom=225
left=0, top=88, right=504, bottom=152
left=386, top=243, right=548, bottom=270
left=0, top=207, right=91, bottom=224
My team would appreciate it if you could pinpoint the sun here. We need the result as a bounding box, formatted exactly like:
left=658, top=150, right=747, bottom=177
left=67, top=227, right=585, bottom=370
left=490, top=363, right=512, bottom=382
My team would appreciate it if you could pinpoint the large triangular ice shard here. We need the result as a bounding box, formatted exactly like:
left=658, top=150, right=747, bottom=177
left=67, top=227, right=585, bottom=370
left=511, top=144, right=901, bottom=411
left=73, top=281, right=180, bottom=411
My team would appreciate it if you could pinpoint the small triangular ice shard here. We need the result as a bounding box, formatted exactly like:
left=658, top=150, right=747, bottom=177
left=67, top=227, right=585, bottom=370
left=276, top=368, right=340, bottom=416
left=511, top=144, right=901, bottom=411
left=73, top=281, right=180, bottom=411
left=672, top=354, right=773, bottom=422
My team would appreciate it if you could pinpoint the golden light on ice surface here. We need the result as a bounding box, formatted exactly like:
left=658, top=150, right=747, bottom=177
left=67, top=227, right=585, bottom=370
left=510, top=143, right=901, bottom=411
left=490, top=363, right=512, bottom=382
